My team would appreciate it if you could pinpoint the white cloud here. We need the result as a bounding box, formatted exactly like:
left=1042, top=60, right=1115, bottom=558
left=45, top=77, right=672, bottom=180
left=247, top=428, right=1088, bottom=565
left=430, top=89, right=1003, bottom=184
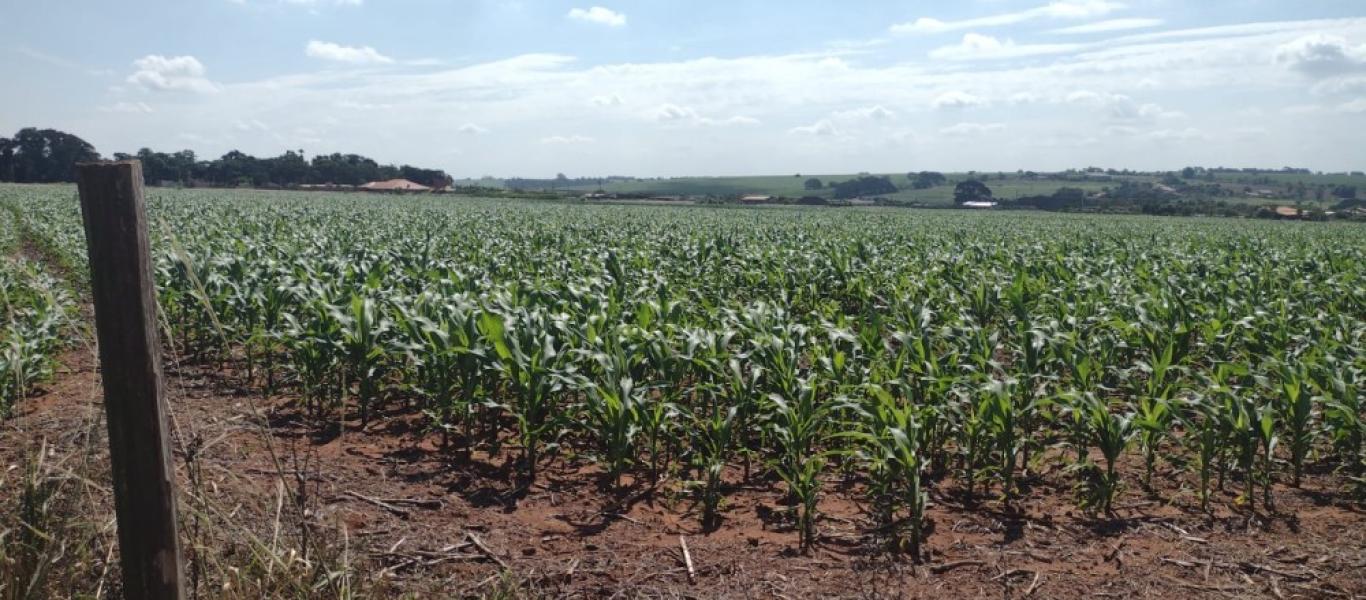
left=98, top=101, right=153, bottom=113
left=652, top=103, right=760, bottom=127
left=305, top=40, right=393, bottom=64
left=1103, top=125, right=1141, bottom=136
left=1066, top=91, right=1183, bottom=120
left=892, top=1, right=1124, bottom=34
left=832, top=105, right=895, bottom=120
left=929, top=33, right=1080, bottom=60
left=68, top=17, right=1366, bottom=176
left=1042, top=1, right=1126, bottom=19
left=567, top=6, right=626, bottom=27
left=1142, top=127, right=1206, bottom=142
left=655, top=103, right=696, bottom=121
left=1338, top=98, right=1366, bottom=113
left=126, top=55, right=219, bottom=93
left=1311, top=76, right=1366, bottom=95
left=1052, top=18, right=1163, bottom=34
left=1066, top=90, right=1106, bottom=104
left=335, top=99, right=393, bottom=110
left=932, top=90, right=986, bottom=109
left=233, top=119, right=271, bottom=133
left=539, top=135, right=595, bottom=144
left=229, top=0, right=362, bottom=6
left=458, top=123, right=489, bottom=134
left=707, top=115, right=761, bottom=126
left=590, top=93, right=624, bottom=106
left=1274, top=34, right=1366, bottom=77
left=893, top=18, right=950, bottom=35
left=280, top=0, right=362, bottom=5
left=1137, top=103, right=1183, bottom=119
left=789, top=119, right=840, bottom=136
left=940, top=122, right=1006, bottom=136
left=1282, top=104, right=1324, bottom=115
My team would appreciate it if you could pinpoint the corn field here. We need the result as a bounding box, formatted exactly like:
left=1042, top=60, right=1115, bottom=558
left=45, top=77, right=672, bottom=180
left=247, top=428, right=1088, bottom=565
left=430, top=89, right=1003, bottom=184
left=0, top=199, right=72, bottom=416
left=1, top=184, right=1363, bottom=556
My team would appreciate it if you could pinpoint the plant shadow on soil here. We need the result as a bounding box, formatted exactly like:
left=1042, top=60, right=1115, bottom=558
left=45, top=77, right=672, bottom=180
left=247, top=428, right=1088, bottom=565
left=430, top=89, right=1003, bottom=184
left=5, top=351, right=1364, bottom=598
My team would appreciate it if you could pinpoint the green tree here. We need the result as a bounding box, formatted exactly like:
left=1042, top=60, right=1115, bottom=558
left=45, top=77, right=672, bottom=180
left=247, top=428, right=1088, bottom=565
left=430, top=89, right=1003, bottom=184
left=953, top=180, right=993, bottom=205
left=832, top=176, right=897, bottom=199
left=910, top=171, right=947, bottom=190
left=3, top=128, right=100, bottom=182
left=804, top=177, right=823, bottom=190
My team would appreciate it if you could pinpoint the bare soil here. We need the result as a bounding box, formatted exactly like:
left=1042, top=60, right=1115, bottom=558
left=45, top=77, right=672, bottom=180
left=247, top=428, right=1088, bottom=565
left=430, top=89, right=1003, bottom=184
left=3, top=344, right=1364, bottom=599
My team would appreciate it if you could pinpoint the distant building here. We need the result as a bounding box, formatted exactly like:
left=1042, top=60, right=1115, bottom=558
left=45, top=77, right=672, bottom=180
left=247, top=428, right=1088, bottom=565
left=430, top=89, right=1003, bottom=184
left=360, top=179, right=431, bottom=193
left=740, top=195, right=774, bottom=204
left=961, top=201, right=998, bottom=209
left=1274, top=206, right=1301, bottom=218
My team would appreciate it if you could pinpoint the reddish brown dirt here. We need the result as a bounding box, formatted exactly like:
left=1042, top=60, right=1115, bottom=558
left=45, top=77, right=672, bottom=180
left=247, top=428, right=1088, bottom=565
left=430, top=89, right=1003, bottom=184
left=4, top=345, right=1365, bottom=599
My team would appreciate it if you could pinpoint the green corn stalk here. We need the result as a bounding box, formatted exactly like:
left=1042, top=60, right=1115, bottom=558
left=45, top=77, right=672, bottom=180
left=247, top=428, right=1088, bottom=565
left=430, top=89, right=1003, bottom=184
left=689, top=400, right=736, bottom=529
left=1083, top=394, right=1135, bottom=515
left=479, top=308, right=571, bottom=484
left=1320, top=366, right=1363, bottom=495
left=981, top=378, right=1029, bottom=503
left=841, top=383, right=929, bottom=559
left=768, top=380, right=832, bottom=551
left=1276, top=361, right=1316, bottom=487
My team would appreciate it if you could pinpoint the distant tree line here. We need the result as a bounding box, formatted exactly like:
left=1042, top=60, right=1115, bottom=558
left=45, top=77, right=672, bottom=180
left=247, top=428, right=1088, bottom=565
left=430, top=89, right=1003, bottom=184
left=829, top=175, right=898, bottom=199
left=0, top=127, right=453, bottom=189
left=908, top=171, right=947, bottom=189
left=0, top=128, right=101, bottom=183
left=115, top=149, right=453, bottom=189
left=505, top=174, right=637, bottom=190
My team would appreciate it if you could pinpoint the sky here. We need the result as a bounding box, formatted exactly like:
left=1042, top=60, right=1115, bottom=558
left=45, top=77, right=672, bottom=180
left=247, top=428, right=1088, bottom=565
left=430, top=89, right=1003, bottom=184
left=3, top=0, right=1366, bottom=178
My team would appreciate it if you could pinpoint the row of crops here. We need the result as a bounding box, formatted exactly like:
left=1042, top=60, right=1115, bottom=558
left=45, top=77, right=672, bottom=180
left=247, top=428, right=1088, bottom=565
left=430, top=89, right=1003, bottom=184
left=1, top=184, right=1362, bottom=554
left=0, top=200, right=73, bottom=417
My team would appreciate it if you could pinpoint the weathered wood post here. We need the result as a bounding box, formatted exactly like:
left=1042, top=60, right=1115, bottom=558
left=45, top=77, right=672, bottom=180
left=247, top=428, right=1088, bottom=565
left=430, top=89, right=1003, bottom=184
left=76, top=160, right=186, bottom=600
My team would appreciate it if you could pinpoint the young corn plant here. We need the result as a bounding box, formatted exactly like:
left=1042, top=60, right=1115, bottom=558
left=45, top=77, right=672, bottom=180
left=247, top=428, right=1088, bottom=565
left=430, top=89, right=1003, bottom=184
left=1183, top=363, right=1245, bottom=512
left=479, top=307, right=573, bottom=484
left=396, top=295, right=487, bottom=456
left=1319, top=365, right=1363, bottom=495
left=337, top=293, right=393, bottom=427
left=573, top=333, right=647, bottom=487
left=688, top=399, right=737, bottom=530
left=1276, top=360, right=1317, bottom=487
left=1255, top=404, right=1279, bottom=512
left=1132, top=341, right=1179, bottom=491
left=1182, top=392, right=1223, bottom=514
left=980, top=378, right=1030, bottom=504
left=1081, top=394, right=1135, bottom=515
left=768, top=380, right=834, bottom=551
left=842, top=383, right=930, bottom=559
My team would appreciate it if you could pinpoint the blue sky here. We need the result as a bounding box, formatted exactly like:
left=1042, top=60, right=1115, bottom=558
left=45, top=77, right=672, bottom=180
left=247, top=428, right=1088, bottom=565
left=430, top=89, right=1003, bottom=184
left=3, top=0, right=1365, bottom=177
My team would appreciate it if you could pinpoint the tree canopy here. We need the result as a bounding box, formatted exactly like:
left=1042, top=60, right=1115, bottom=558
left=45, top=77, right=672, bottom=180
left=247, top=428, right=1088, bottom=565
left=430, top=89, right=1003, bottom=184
left=831, top=175, right=897, bottom=199
left=953, top=180, right=993, bottom=205
left=0, top=128, right=101, bottom=183
left=804, top=177, right=823, bottom=190
left=0, top=127, right=453, bottom=189
left=909, top=171, right=947, bottom=190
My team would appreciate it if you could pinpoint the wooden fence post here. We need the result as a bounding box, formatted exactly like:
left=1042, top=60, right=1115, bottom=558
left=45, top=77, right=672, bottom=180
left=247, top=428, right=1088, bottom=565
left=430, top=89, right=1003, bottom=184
left=76, top=160, right=186, bottom=600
